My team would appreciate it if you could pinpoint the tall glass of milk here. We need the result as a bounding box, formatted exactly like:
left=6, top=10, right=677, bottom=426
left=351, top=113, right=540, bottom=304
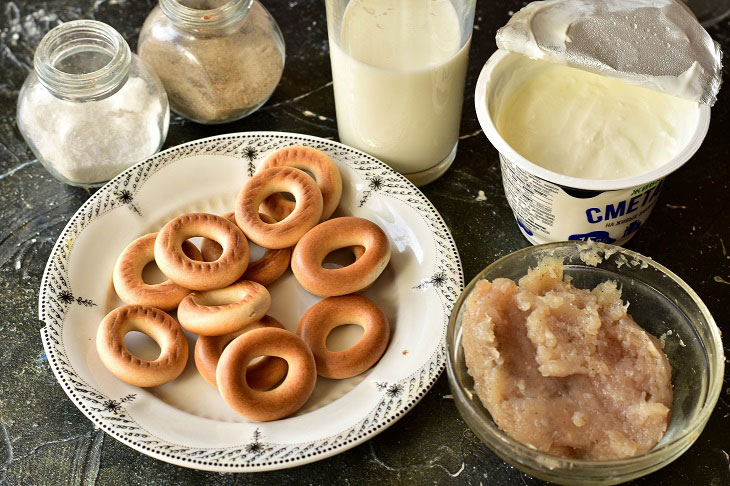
left=326, top=0, right=475, bottom=186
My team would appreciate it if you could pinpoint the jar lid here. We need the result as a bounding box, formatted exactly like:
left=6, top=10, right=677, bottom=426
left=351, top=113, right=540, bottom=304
left=496, top=0, right=723, bottom=106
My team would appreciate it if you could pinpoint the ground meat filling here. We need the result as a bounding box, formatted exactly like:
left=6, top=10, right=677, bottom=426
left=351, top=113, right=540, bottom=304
left=462, top=258, right=673, bottom=460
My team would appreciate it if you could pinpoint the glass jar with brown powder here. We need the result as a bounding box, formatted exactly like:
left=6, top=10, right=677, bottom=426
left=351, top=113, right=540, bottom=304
left=138, top=0, right=285, bottom=124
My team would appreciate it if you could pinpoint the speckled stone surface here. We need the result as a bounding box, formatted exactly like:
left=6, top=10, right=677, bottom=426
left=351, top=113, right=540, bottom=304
left=0, top=1, right=728, bottom=484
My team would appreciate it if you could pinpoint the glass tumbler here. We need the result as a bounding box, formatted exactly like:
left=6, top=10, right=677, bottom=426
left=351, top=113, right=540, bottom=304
left=325, top=0, right=475, bottom=186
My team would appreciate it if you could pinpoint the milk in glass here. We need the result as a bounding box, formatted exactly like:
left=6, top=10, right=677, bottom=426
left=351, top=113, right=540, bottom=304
left=328, top=0, right=470, bottom=181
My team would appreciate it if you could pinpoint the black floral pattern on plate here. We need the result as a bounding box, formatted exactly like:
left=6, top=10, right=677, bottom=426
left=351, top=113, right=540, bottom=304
left=55, top=289, right=97, bottom=307
left=102, top=394, right=137, bottom=415
left=245, top=429, right=267, bottom=455
left=244, top=146, right=258, bottom=177
left=115, top=189, right=142, bottom=216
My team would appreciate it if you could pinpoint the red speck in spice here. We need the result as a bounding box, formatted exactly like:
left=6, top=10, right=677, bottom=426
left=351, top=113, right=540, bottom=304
left=203, top=15, right=211, bottom=20
left=402, top=350, right=408, bottom=355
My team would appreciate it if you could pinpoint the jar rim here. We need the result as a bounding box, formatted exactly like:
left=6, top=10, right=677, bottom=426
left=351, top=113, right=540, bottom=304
left=34, top=20, right=131, bottom=101
left=159, top=0, right=253, bottom=30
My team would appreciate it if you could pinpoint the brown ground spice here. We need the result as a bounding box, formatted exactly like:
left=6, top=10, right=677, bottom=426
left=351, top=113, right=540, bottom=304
left=139, top=1, right=283, bottom=123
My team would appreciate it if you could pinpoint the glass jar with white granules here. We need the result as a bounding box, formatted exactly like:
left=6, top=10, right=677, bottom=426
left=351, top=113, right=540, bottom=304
left=17, top=20, right=169, bottom=187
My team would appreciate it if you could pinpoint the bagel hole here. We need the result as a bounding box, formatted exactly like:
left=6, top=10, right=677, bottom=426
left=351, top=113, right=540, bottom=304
left=245, top=356, right=289, bottom=391
left=326, top=324, right=365, bottom=352
left=123, top=331, right=161, bottom=361
left=265, top=169, right=316, bottom=210
left=184, top=238, right=204, bottom=257
left=249, top=242, right=266, bottom=262
left=300, top=168, right=317, bottom=181
left=264, top=192, right=295, bottom=207
left=141, top=261, right=168, bottom=285
left=260, top=193, right=296, bottom=223
left=321, top=247, right=361, bottom=269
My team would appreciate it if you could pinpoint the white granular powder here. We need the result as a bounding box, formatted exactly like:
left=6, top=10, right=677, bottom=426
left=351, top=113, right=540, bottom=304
left=18, top=76, right=164, bottom=184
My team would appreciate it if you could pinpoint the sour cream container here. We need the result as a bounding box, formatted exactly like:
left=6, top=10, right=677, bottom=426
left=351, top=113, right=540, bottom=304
left=475, top=50, right=711, bottom=246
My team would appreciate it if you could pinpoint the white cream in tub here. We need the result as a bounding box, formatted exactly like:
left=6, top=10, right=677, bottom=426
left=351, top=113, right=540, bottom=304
left=476, top=51, right=711, bottom=246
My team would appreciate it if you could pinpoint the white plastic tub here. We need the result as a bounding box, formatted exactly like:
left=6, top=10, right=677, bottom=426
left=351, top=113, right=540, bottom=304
left=475, top=50, right=711, bottom=246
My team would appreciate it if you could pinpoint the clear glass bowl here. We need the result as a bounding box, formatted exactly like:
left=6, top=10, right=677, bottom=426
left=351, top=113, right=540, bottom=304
left=446, top=242, right=724, bottom=485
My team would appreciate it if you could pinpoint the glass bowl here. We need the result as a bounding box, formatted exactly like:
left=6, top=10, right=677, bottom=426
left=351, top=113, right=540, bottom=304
left=446, top=242, right=724, bottom=485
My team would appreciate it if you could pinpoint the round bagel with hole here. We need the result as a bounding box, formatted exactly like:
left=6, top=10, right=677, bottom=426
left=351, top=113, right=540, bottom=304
left=216, top=327, right=317, bottom=421
left=259, top=146, right=342, bottom=222
left=113, top=232, right=202, bottom=311
left=235, top=166, right=323, bottom=249
left=96, top=305, right=189, bottom=387
left=291, top=217, right=390, bottom=297
left=154, top=212, right=249, bottom=291
left=297, top=295, right=390, bottom=379
left=195, top=315, right=289, bottom=390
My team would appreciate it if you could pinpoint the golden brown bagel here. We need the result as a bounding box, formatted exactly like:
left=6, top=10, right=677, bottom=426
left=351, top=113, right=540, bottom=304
left=235, top=166, right=323, bottom=249
left=194, top=315, right=289, bottom=390
left=297, top=296, right=390, bottom=379
left=259, top=146, right=342, bottom=222
left=201, top=212, right=291, bottom=287
left=113, top=233, right=202, bottom=311
left=177, top=280, right=271, bottom=336
left=291, top=217, right=390, bottom=297
left=96, top=305, right=189, bottom=387
left=154, top=212, right=249, bottom=291
left=216, top=327, right=317, bottom=421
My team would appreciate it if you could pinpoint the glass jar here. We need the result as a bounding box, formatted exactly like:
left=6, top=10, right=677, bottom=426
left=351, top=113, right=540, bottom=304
left=17, top=20, right=170, bottom=188
left=138, top=0, right=285, bottom=124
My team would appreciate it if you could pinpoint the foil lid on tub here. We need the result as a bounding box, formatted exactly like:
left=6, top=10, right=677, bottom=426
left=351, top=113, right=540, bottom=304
left=496, top=0, right=723, bottom=106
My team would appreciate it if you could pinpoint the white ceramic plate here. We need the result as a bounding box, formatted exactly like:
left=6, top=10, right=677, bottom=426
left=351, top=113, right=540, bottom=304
left=38, top=132, right=463, bottom=472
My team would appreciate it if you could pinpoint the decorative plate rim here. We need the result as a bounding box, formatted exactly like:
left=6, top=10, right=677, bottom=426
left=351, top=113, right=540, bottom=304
left=37, top=131, right=464, bottom=472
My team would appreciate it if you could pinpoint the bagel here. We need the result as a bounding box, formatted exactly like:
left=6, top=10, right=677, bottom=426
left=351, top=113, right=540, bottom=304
left=292, top=217, right=390, bottom=297
left=195, top=315, right=288, bottom=390
left=96, top=305, right=189, bottom=387
left=259, top=146, right=342, bottom=222
left=297, top=296, right=390, bottom=379
left=235, top=166, right=323, bottom=249
left=216, top=327, right=317, bottom=421
left=154, top=212, right=249, bottom=291
left=202, top=212, right=291, bottom=287
left=113, top=232, right=202, bottom=311
left=177, top=280, right=271, bottom=336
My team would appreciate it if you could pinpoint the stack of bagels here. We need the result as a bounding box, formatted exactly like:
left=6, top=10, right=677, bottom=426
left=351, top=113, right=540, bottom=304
left=97, top=146, right=392, bottom=422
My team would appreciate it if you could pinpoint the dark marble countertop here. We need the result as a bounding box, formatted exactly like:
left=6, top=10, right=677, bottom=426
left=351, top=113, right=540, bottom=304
left=1, top=0, right=729, bottom=484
